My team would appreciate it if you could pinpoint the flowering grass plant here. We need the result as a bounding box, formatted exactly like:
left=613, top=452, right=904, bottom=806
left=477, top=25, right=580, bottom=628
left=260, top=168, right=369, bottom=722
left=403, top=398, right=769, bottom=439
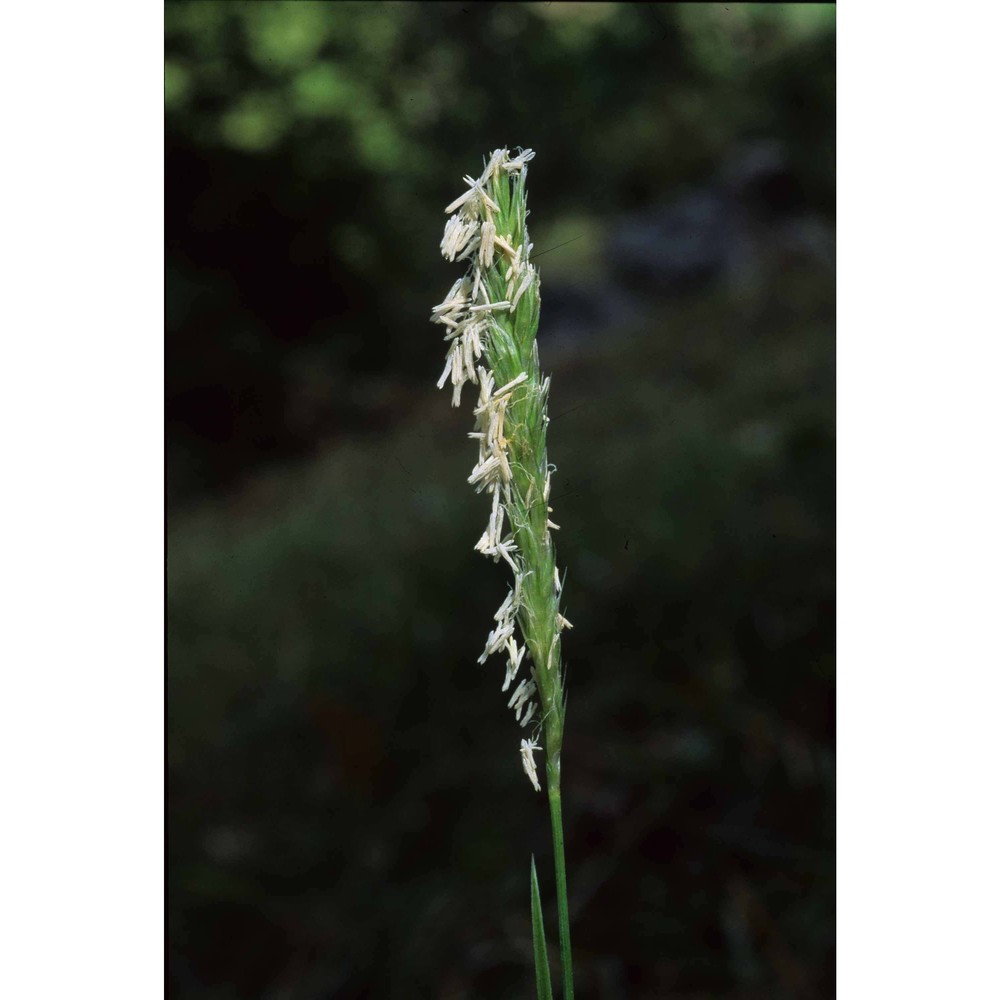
left=431, top=147, right=574, bottom=999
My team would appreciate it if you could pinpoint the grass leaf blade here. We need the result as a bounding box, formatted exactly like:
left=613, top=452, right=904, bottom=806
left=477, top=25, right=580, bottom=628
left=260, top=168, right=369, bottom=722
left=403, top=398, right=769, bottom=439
left=530, top=855, right=554, bottom=1000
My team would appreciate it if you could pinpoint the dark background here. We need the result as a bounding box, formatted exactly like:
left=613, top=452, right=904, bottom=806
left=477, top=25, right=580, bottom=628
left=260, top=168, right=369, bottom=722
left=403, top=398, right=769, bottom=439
left=166, top=3, right=835, bottom=998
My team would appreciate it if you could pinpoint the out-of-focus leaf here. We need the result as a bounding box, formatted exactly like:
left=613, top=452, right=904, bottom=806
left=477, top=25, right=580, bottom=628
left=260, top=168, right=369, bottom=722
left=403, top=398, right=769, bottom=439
left=219, top=93, right=287, bottom=152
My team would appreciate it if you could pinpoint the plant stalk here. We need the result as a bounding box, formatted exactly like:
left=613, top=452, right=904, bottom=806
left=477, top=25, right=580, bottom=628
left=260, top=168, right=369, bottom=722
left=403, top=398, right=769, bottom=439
left=547, top=764, right=574, bottom=1000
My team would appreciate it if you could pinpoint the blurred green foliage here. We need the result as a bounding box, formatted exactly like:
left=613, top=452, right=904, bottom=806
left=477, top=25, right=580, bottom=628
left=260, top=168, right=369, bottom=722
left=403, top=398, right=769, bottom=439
left=166, top=1, right=834, bottom=195
left=165, top=0, right=834, bottom=382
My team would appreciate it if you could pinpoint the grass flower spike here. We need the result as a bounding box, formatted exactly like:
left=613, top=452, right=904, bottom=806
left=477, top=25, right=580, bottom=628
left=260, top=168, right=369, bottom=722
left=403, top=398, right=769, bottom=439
left=431, top=148, right=575, bottom=999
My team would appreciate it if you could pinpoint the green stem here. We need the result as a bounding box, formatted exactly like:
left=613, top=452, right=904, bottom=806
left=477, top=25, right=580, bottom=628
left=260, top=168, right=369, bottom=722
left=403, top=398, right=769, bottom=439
left=547, top=767, right=574, bottom=1000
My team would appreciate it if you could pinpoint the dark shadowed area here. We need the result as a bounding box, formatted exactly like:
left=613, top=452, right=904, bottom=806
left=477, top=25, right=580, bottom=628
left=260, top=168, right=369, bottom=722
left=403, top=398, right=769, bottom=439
left=167, top=3, right=835, bottom=998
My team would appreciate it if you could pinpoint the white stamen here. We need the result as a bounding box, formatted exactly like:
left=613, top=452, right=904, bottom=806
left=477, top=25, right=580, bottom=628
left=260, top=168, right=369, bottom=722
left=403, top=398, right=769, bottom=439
left=507, top=678, right=537, bottom=717
left=441, top=214, right=479, bottom=261
left=431, top=277, right=470, bottom=315
left=492, top=536, right=519, bottom=572
left=469, top=301, right=512, bottom=313
left=478, top=619, right=516, bottom=664
left=511, top=269, right=534, bottom=310
left=493, top=372, right=529, bottom=397
left=489, top=485, right=504, bottom=540
left=456, top=234, right=481, bottom=262
left=520, top=738, right=542, bottom=792
left=481, top=148, right=508, bottom=183
left=473, top=528, right=493, bottom=556
left=513, top=570, right=528, bottom=608
left=468, top=454, right=501, bottom=490
left=504, top=148, right=536, bottom=173
left=496, top=446, right=512, bottom=485
left=479, top=219, right=496, bottom=269
left=494, top=588, right=515, bottom=624
left=436, top=350, right=454, bottom=390
left=502, top=636, right=526, bottom=692
left=443, top=185, right=479, bottom=216
left=495, top=234, right=517, bottom=258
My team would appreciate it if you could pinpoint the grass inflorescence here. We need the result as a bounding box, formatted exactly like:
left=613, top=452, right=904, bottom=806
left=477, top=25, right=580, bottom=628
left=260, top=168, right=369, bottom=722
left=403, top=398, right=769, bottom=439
left=431, top=147, right=574, bottom=999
